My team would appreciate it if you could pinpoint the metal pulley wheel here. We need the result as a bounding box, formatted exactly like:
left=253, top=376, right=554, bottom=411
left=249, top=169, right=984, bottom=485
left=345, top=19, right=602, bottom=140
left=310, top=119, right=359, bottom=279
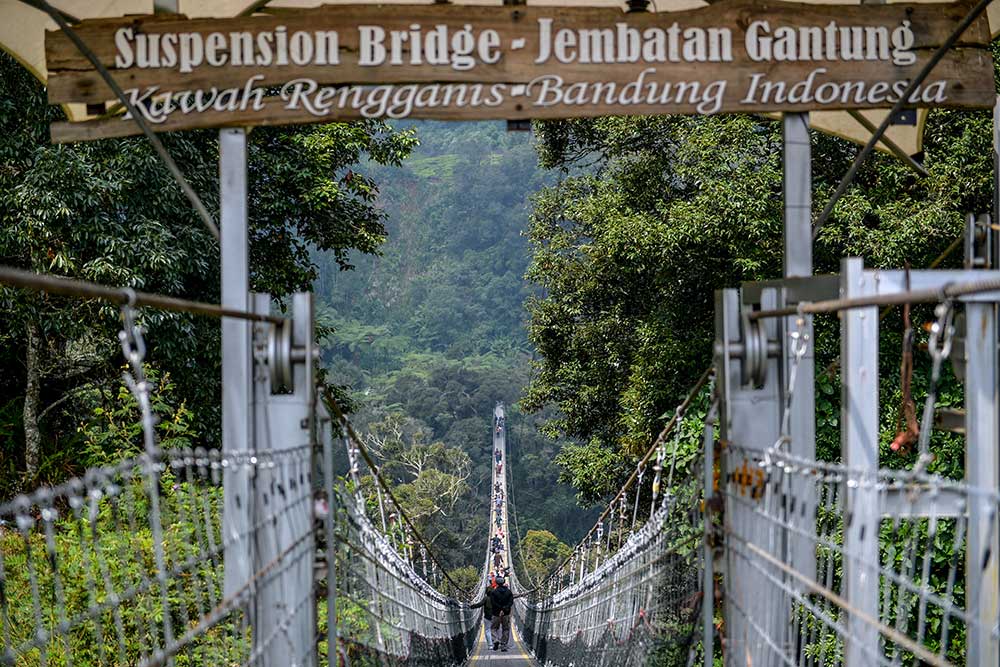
left=268, top=318, right=293, bottom=389
left=741, top=309, right=769, bottom=388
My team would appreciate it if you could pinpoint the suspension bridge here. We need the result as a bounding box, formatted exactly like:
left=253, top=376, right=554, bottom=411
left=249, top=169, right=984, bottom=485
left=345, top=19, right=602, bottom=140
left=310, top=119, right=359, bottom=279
left=2, top=252, right=1000, bottom=667
left=3, top=0, right=1000, bottom=664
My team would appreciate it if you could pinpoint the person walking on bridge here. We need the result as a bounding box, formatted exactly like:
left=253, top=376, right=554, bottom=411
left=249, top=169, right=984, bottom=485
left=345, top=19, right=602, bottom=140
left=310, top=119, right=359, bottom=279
left=470, top=580, right=495, bottom=647
left=489, top=576, right=514, bottom=652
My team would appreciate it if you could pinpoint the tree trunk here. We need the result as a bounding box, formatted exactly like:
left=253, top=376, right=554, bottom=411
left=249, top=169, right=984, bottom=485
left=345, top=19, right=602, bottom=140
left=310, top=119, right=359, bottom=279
left=23, top=320, right=43, bottom=481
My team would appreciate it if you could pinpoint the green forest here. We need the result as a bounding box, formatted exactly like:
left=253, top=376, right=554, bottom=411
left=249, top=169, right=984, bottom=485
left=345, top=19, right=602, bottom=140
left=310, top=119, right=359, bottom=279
left=2, top=32, right=999, bottom=602
left=315, top=121, right=599, bottom=576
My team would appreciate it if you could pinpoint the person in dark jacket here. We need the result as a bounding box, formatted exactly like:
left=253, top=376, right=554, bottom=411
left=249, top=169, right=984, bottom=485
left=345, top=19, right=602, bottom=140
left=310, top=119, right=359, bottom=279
left=489, top=576, right=515, bottom=651
left=470, top=581, right=495, bottom=647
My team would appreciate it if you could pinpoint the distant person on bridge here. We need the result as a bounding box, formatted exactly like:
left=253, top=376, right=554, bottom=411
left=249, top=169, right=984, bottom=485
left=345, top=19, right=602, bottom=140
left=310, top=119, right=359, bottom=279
left=495, top=448, right=502, bottom=464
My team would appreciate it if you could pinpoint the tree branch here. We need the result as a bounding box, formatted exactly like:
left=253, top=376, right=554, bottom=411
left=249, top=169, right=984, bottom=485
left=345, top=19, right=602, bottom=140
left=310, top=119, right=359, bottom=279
left=37, top=382, right=101, bottom=422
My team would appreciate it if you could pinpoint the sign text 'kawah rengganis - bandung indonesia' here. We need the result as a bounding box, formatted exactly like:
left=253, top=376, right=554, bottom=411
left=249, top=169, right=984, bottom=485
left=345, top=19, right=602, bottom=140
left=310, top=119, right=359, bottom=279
left=45, top=2, right=994, bottom=141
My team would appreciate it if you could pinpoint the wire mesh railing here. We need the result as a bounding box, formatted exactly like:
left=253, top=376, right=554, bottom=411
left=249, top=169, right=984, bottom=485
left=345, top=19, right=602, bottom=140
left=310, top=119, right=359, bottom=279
left=0, top=295, right=481, bottom=667
left=1, top=300, right=318, bottom=667
left=7, top=266, right=1000, bottom=667
left=512, top=376, right=715, bottom=667
left=327, top=481, right=480, bottom=664
left=0, top=443, right=320, bottom=667
left=516, top=452, right=706, bottom=666
left=319, top=406, right=481, bottom=666
left=721, top=445, right=996, bottom=667
left=714, top=276, right=1000, bottom=667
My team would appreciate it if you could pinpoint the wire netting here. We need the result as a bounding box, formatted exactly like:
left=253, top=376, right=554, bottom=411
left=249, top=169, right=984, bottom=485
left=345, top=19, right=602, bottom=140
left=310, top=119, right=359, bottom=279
left=0, top=445, right=317, bottom=667
left=515, top=452, right=706, bottom=667
left=0, top=302, right=487, bottom=667
left=722, top=445, right=996, bottom=667
left=328, top=482, right=479, bottom=665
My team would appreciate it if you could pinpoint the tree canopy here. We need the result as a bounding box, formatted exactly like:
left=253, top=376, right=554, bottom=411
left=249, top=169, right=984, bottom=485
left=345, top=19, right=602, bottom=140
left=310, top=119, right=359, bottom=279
left=0, top=51, right=415, bottom=492
left=524, top=104, right=992, bottom=503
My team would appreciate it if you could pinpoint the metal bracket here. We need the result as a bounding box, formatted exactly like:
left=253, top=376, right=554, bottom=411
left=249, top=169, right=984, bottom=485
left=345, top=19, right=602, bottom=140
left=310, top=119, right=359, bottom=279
left=934, top=408, right=966, bottom=434
left=965, top=212, right=993, bottom=270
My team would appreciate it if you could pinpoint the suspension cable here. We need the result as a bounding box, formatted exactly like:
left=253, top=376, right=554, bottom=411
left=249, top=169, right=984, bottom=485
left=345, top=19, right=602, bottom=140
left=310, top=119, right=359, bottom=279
left=321, top=389, right=475, bottom=600
left=531, top=366, right=714, bottom=591
left=750, top=275, right=1000, bottom=320
left=17, top=0, right=221, bottom=242
left=0, top=265, right=283, bottom=323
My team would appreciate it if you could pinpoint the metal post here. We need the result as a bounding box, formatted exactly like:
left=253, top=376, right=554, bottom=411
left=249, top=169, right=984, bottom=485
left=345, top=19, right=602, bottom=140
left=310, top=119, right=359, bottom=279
left=840, top=257, right=880, bottom=666
left=783, top=113, right=812, bottom=278
left=965, top=301, right=999, bottom=666
left=320, top=409, right=339, bottom=667
left=782, top=112, right=817, bottom=585
left=253, top=292, right=316, bottom=667
left=221, top=127, right=252, bottom=598
left=715, top=287, right=784, bottom=666
left=993, top=97, right=1000, bottom=265
left=702, top=404, right=717, bottom=667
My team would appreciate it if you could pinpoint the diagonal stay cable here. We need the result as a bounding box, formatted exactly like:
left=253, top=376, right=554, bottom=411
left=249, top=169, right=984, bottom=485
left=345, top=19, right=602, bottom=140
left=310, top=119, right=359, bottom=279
left=237, top=0, right=276, bottom=16
left=811, top=0, right=994, bottom=241
left=845, top=110, right=928, bottom=178
left=321, top=388, right=475, bottom=601
left=17, top=0, right=221, bottom=242
left=532, top=366, right=714, bottom=592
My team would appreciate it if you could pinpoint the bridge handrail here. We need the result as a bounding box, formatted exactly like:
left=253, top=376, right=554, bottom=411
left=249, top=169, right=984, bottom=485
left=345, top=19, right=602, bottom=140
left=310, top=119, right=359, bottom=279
left=528, top=366, right=714, bottom=593
left=323, top=389, right=477, bottom=602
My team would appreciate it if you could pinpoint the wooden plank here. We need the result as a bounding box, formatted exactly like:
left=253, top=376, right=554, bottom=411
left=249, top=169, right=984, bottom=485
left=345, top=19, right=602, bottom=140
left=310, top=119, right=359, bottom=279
left=45, top=2, right=992, bottom=104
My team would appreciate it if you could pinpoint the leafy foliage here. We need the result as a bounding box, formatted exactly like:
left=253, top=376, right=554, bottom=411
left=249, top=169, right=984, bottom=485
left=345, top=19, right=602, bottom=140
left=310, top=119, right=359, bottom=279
left=0, top=50, right=415, bottom=490
left=318, top=121, right=548, bottom=362
left=0, top=478, right=242, bottom=667
left=524, top=98, right=995, bottom=501
left=78, top=367, right=199, bottom=467
left=514, top=530, right=572, bottom=586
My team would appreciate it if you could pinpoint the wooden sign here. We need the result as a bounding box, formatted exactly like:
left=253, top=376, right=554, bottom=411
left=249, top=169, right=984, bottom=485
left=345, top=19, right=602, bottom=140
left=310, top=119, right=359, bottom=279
left=45, top=2, right=994, bottom=142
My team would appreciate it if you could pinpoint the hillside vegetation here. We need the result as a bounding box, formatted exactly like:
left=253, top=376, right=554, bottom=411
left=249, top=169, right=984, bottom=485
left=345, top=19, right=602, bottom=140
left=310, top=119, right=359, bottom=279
left=316, top=121, right=596, bottom=574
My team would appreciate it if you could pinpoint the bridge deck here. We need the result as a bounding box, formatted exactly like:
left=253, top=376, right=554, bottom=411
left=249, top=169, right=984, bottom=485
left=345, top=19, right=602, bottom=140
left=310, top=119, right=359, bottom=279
left=467, top=620, right=538, bottom=665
